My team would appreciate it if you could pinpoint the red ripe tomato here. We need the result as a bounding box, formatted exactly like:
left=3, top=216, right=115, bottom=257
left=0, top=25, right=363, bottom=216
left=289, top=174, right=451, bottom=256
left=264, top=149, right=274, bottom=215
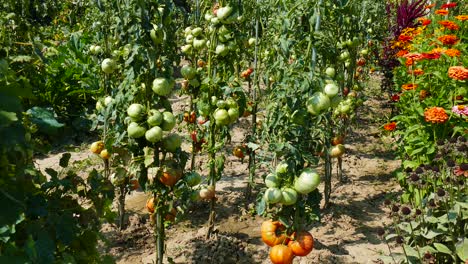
left=287, top=231, right=314, bottom=256
left=357, top=57, right=366, bottom=66
left=190, top=130, right=198, bottom=143
left=270, top=244, right=294, bottom=264
left=261, top=220, right=289, bottom=247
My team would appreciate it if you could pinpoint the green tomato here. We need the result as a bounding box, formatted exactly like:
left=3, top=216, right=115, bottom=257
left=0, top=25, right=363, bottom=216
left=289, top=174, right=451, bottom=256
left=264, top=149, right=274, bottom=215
left=264, top=188, right=283, bottom=204
left=147, top=109, right=163, bottom=127
left=161, top=111, right=176, bottom=131
left=306, top=92, right=331, bottom=115
left=145, top=126, right=163, bottom=143
left=228, top=108, right=239, bottom=123
left=185, top=171, right=202, bottom=187
left=193, top=38, right=206, bottom=50
left=226, top=98, right=238, bottom=109
left=181, top=44, right=193, bottom=54
left=248, top=38, right=256, bottom=47
left=104, top=96, right=113, bottom=106
left=280, top=188, right=298, bottom=205
left=339, top=51, right=350, bottom=61
left=324, top=83, right=339, bottom=98
left=216, top=6, right=233, bottom=20
left=215, top=44, right=229, bottom=56
left=325, top=67, right=336, bottom=78
left=162, top=133, right=182, bottom=153
left=181, top=65, right=197, bottom=80
left=101, top=58, right=116, bottom=74
left=127, top=122, right=147, bottom=138
left=127, top=103, right=145, bottom=120
left=275, top=162, right=288, bottom=175
left=294, top=168, right=320, bottom=194
left=191, top=27, right=203, bottom=37
left=216, top=100, right=227, bottom=109
left=152, top=78, right=172, bottom=96
left=265, top=173, right=280, bottom=188
left=213, top=108, right=230, bottom=126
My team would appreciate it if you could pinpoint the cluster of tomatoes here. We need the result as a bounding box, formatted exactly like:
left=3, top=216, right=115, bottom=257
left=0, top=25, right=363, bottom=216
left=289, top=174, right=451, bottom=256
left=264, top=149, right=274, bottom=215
left=263, top=163, right=321, bottom=206
left=261, top=220, right=314, bottom=264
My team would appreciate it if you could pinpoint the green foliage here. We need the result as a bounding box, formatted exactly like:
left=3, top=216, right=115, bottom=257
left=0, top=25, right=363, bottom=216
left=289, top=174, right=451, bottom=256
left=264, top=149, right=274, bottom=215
left=0, top=57, right=114, bottom=262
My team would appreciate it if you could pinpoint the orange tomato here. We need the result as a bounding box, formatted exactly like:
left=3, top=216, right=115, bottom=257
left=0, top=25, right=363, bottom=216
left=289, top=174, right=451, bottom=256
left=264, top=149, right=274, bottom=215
left=261, top=220, right=289, bottom=247
left=269, top=244, right=294, bottom=264
left=287, top=231, right=314, bottom=256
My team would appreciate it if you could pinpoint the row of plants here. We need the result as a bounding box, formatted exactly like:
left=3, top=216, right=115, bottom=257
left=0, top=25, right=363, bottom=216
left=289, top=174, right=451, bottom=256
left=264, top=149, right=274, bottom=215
left=381, top=1, right=467, bottom=263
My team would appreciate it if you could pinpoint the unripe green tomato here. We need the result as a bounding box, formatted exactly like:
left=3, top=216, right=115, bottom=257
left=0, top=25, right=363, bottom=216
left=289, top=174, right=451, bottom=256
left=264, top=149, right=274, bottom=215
left=265, top=173, right=280, bottom=188
left=325, top=67, right=336, bottom=78
left=191, top=27, right=203, bottom=37
left=127, top=122, right=147, bottom=138
left=147, top=110, right=163, bottom=127
left=161, top=111, right=176, bottom=131
left=181, top=44, right=193, bottom=54
left=280, top=188, right=298, bottom=205
left=101, top=58, right=116, bottom=74
left=145, top=126, right=163, bottom=143
left=264, top=187, right=283, bottom=204
left=228, top=108, right=239, bottom=123
left=162, top=133, right=182, bottom=153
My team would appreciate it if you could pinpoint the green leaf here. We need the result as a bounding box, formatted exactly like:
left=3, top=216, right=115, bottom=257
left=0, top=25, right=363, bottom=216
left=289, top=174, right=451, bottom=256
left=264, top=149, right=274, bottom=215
left=456, top=239, right=468, bottom=261
left=26, top=107, right=64, bottom=136
left=434, top=242, right=453, bottom=255
left=0, top=111, right=18, bottom=128
left=403, top=244, right=420, bottom=258
left=59, top=153, right=71, bottom=168
left=422, top=229, right=443, bottom=239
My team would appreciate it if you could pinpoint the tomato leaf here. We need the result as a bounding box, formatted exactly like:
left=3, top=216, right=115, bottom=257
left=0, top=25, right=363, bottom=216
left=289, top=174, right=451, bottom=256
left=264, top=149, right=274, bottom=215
left=434, top=243, right=453, bottom=255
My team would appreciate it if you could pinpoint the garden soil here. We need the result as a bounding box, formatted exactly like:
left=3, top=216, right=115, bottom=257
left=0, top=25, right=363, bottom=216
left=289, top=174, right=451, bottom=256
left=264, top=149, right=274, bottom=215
left=35, top=75, right=402, bottom=264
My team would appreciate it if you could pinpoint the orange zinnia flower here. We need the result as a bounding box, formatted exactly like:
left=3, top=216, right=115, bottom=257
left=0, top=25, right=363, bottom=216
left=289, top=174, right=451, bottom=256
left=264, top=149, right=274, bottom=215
left=403, top=53, right=424, bottom=61
left=402, top=83, right=418, bottom=90
left=424, top=107, right=448, bottom=124
left=435, top=9, right=449, bottom=15
left=408, top=68, right=424, bottom=76
left=448, top=66, right=468, bottom=81
left=383, top=122, right=397, bottom=131
left=441, top=3, right=457, bottom=9
left=425, top=4, right=435, bottom=9
left=438, top=20, right=460, bottom=30
left=396, top=50, right=409, bottom=57
left=455, top=15, right=468, bottom=21
left=438, top=35, right=459, bottom=45
left=418, top=17, right=432, bottom=25
left=405, top=58, right=414, bottom=66
left=444, top=49, right=461, bottom=57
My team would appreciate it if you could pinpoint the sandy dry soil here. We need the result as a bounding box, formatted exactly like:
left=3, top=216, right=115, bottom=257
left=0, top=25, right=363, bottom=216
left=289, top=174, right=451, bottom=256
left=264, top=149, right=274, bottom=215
left=35, top=76, right=402, bottom=264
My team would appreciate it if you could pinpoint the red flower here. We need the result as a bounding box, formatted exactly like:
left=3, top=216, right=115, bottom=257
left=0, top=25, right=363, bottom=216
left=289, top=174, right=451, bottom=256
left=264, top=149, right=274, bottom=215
left=391, top=94, right=400, bottom=102
left=418, top=17, right=432, bottom=26
left=398, top=34, right=413, bottom=42
left=383, top=122, right=397, bottom=131
left=422, top=52, right=441, bottom=60
left=441, top=3, right=457, bottom=9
